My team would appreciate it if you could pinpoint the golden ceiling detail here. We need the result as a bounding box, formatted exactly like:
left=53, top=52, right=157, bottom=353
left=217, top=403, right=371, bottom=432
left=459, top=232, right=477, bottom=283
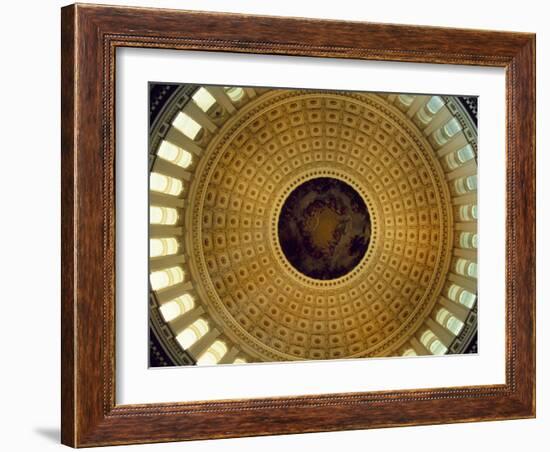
left=148, top=86, right=478, bottom=366
left=187, top=90, right=453, bottom=361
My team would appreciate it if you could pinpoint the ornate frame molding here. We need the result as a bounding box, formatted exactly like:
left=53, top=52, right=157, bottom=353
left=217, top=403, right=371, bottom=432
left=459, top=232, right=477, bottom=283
left=61, top=4, right=535, bottom=447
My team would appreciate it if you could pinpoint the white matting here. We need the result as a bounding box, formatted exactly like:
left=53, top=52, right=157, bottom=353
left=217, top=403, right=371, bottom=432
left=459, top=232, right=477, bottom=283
left=116, top=47, right=506, bottom=404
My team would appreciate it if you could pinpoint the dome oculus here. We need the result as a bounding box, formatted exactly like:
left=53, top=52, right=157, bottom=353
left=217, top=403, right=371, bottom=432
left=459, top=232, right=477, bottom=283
left=278, top=177, right=371, bottom=280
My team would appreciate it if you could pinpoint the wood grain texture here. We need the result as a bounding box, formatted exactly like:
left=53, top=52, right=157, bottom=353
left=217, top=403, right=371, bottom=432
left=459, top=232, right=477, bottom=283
left=60, top=5, right=76, bottom=447
left=60, top=3, right=536, bottom=447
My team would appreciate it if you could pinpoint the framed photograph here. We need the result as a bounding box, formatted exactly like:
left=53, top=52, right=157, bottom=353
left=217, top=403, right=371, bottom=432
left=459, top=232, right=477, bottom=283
left=61, top=3, right=536, bottom=447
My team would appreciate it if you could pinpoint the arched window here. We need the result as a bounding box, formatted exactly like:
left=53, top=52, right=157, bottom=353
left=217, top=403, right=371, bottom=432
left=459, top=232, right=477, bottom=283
left=176, top=318, right=209, bottom=350
left=447, top=317, right=465, bottom=335
left=172, top=111, right=202, bottom=140
left=447, top=284, right=477, bottom=308
left=444, top=118, right=462, bottom=137
left=436, top=307, right=465, bottom=335
left=459, top=232, right=478, bottom=249
left=427, top=96, right=445, bottom=114
left=149, top=238, right=179, bottom=257
left=197, top=340, right=228, bottom=365
left=433, top=118, right=462, bottom=146
left=416, top=96, right=445, bottom=125
left=150, top=266, right=184, bottom=290
left=457, top=144, right=475, bottom=163
left=459, top=291, right=477, bottom=307
left=150, top=206, right=178, bottom=225
left=420, top=330, right=448, bottom=355
left=157, top=140, right=193, bottom=168
left=454, top=175, right=477, bottom=195
left=445, top=144, right=475, bottom=170
left=397, top=94, right=415, bottom=106
left=225, top=87, right=245, bottom=102
left=158, top=294, right=195, bottom=322
left=455, top=258, right=477, bottom=278
left=458, top=204, right=478, bottom=221
left=192, top=87, right=216, bottom=112
left=150, top=172, right=183, bottom=195
left=175, top=293, right=195, bottom=311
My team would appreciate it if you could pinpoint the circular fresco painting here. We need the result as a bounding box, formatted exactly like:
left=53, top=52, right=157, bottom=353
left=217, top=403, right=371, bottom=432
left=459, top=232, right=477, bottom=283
left=278, top=177, right=371, bottom=280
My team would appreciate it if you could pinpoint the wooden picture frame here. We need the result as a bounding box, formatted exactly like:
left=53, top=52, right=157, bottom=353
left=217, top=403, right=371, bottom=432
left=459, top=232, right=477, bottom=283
left=61, top=3, right=536, bottom=447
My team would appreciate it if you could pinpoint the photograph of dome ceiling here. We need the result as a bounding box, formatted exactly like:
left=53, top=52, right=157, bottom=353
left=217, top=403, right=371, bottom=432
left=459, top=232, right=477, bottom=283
left=148, top=83, right=478, bottom=367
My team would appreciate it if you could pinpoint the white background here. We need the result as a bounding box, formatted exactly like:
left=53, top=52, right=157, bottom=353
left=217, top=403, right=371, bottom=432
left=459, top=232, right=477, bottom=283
left=0, top=0, right=546, bottom=451
left=118, top=49, right=506, bottom=404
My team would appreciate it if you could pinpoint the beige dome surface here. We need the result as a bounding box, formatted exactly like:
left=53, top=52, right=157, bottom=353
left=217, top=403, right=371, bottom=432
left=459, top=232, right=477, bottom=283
left=188, top=90, right=452, bottom=361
